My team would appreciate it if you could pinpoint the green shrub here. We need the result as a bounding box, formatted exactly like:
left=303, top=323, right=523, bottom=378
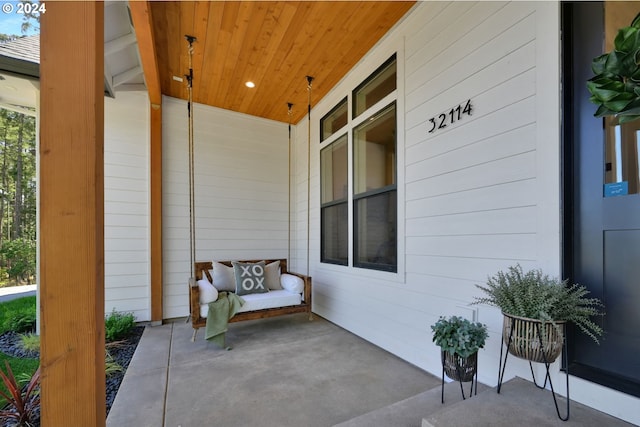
left=105, top=309, right=135, bottom=342
left=0, top=296, right=36, bottom=334
left=0, top=238, right=36, bottom=282
left=19, top=333, right=40, bottom=353
left=7, top=312, right=36, bottom=334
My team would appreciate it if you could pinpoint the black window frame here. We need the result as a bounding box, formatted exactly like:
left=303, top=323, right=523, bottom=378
left=352, top=53, right=397, bottom=119
left=352, top=102, right=397, bottom=272
left=353, top=186, right=397, bottom=272
left=319, top=54, right=398, bottom=273
left=320, top=134, right=349, bottom=266
left=320, top=97, right=348, bottom=142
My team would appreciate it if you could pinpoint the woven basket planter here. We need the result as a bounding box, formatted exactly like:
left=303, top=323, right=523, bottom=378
left=502, top=313, right=565, bottom=363
left=441, top=350, right=478, bottom=382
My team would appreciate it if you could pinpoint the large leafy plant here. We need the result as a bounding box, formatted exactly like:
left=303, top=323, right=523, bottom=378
left=587, top=12, right=640, bottom=123
left=473, top=265, right=605, bottom=344
left=431, top=316, right=488, bottom=358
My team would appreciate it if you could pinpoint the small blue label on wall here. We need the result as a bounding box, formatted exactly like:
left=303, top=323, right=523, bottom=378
left=604, top=181, right=628, bottom=197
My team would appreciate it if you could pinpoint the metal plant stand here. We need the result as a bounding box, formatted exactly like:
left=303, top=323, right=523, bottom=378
left=497, top=314, right=570, bottom=421
left=441, top=351, right=478, bottom=404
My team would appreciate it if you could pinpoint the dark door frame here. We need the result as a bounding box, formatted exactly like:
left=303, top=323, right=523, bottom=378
left=562, top=1, right=640, bottom=398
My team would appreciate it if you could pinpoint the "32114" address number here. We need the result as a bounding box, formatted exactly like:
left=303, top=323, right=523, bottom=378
left=428, top=99, right=473, bottom=133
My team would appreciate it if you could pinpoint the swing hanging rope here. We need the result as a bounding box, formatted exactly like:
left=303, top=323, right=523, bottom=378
left=287, top=102, right=293, bottom=266
left=186, top=35, right=197, bottom=279
left=306, top=76, right=314, bottom=277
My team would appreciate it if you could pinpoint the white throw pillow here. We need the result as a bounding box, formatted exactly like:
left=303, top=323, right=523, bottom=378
left=280, top=273, right=304, bottom=294
left=211, top=261, right=235, bottom=292
left=197, top=276, right=218, bottom=304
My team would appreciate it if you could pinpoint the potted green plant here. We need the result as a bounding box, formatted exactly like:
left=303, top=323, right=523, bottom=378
left=473, top=264, right=604, bottom=363
left=587, top=12, right=640, bottom=123
left=431, top=316, right=488, bottom=385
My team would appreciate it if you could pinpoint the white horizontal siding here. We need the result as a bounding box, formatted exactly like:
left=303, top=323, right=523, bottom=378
left=407, top=205, right=536, bottom=235
left=406, top=179, right=536, bottom=218
left=406, top=233, right=537, bottom=260
left=407, top=150, right=537, bottom=200
left=406, top=71, right=537, bottom=165
left=152, top=2, right=638, bottom=422
left=291, top=0, right=562, bottom=395
left=104, top=91, right=150, bottom=321
left=162, top=97, right=289, bottom=319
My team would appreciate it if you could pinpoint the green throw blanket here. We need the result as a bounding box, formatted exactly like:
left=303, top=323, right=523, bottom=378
left=205, top=292, right=245, bottom=348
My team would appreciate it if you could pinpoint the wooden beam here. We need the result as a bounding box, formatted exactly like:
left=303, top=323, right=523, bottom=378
left=150, top=104, right=163, bottom=322
left=40, top=2, right=105, bottom=426
left=129, top=1, right=162, bottom=106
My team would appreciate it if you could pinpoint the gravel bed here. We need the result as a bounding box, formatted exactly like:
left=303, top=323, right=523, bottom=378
left=0, top=326, right=144, bottom=426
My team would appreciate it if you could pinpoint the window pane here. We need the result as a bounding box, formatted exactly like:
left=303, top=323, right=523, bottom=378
left=354, top=191, right=396, bottom=271
left=604, top=119, right=640, bottom=195
left=321, top=135, right=348, bottom=204
left=353, top=55, right=396, bottom=118
left=320, top=98, right=348, bottom=141
left=321, top=203, right=348, bottom=265
left=602, top=5, right=640, bottom=196
left=353, top=103, right=396, bottom=195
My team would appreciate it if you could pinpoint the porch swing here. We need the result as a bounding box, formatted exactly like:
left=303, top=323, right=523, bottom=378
left=184, top=36, right=313, bottom=342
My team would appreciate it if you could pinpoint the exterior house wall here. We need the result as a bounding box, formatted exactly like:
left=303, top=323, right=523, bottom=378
left=303, top=0, right=553, bottom=375
left=162, top=96, right=289, bottom=319
left=291, top=1, right=639, bottom=424
left=96, top=1, right=640, bottom=422
left=104, top=91, right=151, bottom=321
left=289, top=110, right=310, bottom=276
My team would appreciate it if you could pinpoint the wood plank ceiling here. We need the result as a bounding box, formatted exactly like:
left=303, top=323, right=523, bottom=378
left=148, top=1, right=415, bottom=123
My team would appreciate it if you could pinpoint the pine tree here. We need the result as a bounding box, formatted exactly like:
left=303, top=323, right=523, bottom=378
left=0, top=110, right=36, bottom=284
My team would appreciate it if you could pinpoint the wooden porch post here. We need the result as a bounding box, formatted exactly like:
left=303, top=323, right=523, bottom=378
left=129, top=1, right=164, bottom=323
left=150, top=104, right=163, bottom=322
left=39, top=3, right=105, bottom=426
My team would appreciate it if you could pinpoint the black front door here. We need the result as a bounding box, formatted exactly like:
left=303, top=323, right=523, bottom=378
left=566, top=1, right=640, bottom=396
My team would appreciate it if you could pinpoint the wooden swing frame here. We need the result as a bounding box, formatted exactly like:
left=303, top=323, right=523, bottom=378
left=188, top=259, right=312, bottom=340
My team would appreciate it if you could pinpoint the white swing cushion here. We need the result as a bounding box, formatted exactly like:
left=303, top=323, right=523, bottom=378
left=199, top=289, right=301, bottom=319
left=280, top=273, right=304, bottom=294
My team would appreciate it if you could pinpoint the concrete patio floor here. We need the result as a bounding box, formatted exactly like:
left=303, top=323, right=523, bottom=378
left=107, top=313, right=637, bottom=427
left=107, top=313, right=441, bottom=427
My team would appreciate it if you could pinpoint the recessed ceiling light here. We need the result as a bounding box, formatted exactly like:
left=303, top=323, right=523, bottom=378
left=245, top=81, right=255, bottom=88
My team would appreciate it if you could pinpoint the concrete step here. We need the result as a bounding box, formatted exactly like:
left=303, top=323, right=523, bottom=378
left=333, top=379, right=490, bottom=427
left=422, top=377, right=635, bottom=427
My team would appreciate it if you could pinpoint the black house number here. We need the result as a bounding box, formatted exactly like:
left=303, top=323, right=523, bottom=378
left=428, top=99, right=473, bottom=133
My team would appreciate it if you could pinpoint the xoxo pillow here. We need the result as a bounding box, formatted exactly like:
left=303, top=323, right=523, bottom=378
left=232, top=261, right=269, bottom=296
